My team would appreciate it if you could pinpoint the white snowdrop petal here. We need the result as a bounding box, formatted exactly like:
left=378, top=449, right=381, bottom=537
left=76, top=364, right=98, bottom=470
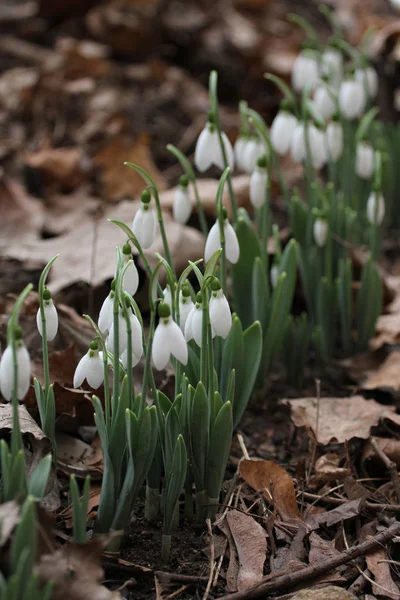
left=152, top=323, right=171, bottom=370
left=195, top=126, right=215, bottom=172
left=326, top=122, right=343, bottom=161
left=123, top=261, right=139, bottom=296
left=290, top=123, right=306, bottom=164
left=36, top=302, right=58, bottom=341
left=16, top=345, right=31, bottom=400
left=163, top=286, right=173, bottom=307
left=141, top=209, right=157, bottom=249
left=98, top=294, right=114, bottom=334
left=270, top=112, right=297, bottom=156
left=219, top=131, right=235, bottom=171
left=339, top=80, right=366, bottom=120
left=130, top=314, right=143, bottom=360
left=321, top=48, right=343, bottom=86
left=192, top=308, right=203, bottom=347
left=313, top=219, right=328, bottom=247
left=243, top=139, right=266, bottom=174
left=0, top=345, right=13, bottom=400
left=210, top=295, right=232, bottom=339
left=250, top=168, right=268, bottom=209
left=168, top=321, right=188, bottom=365
left=224, top=222, right=240, bottom=264
left=292, top=52, right=320, bottom=93
left=204, top=221, right=221, bottom=263
left=86, top=355, right=104, bottom=389
left=314, top=86, right=336, bottom=121
left=107, top=313, right=128, bottom=356
left=184, top=305, right=195, bottom=342
left=356, top=142, right=374, bottom=179
left=234, top=137, right=247, bottom=171
left=179, top=298, right=194, bottom=332
left=173, top=187, right=192, bottom=224
left=132, top=208, right=145, bottom=244
left=355, top=67, right=378, bottom=99
left=310, top=125, right=327, bottom=170
left=121, top=349, right=141, bottom=369
left=73, top=353, right=90, bottom=388
left=367, top=192, right=385, bottom=225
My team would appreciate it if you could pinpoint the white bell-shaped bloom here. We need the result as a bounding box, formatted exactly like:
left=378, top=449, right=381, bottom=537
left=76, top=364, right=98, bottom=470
left=313, top=218, right=328, bottom=247
left=355, top=141, right=374, bottom=179
left=339, top=78, right=366, bottom=120
left=36, top=300, right=58, bottom=342
left=313, top=85, right=336, bottom=121
left=120, top=313, right=143, bottom=368
left=321, top=48, right=343, bottom=86
left=163, top=285, right=173, bottom=307
left=242, top=138, right=266, bottom=173
left=73, top=344, right=103, bottom=389
left=152, top=304, right=188, bottom=370
left=179, top=288, right=194, bottom=332
left=173, top=185, right=192, bottom=224
left=290, top=122, right=306, bottom=164
left=292, top=50, right=320, bottom=93
left=355, top=66, right=378, bottom=99
left=0, top=341, right=30, bottom=401
left=98, top=290, right=114, bottom=334
left=106, top=311, right=128, bottom=356
left=270, top=110, right=298, bottom=156
left=209, top=287, right=232, bottom=339
left=184, top=302, right=210, bottom=347
left=390, top=0, right=400, bottom=10
left=122, top=256, right=139, bottom=297
left=250, top=166, right=268, bottom=209
left=132, top=195, right=157, bottom=249
left=204, top=218, right=240, bottom=264
left=195, top=122, right=234, bottom=172
left=234, top=135, right=249, bottom=171
left=309, top=124, right=328, bottom=169
left=326, top=121, right=343, bottom=161
left=367, top=191, right=385, bottom=225
left=270, top=264, right=279, bottom=289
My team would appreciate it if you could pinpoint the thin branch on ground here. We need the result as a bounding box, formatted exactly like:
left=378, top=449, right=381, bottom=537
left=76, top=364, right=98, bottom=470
left=299, top=491, right=400, bottom=513
left=370, top=437, right=400, bottom=504
left=202, top=518, right=215, bottom=600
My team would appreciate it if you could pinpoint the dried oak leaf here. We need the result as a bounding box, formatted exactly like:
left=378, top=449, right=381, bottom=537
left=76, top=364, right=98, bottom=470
left=239, top=458, right=302, bottom=522
left=366, top=547, right=400, bottom=599
left=23, top=147, right=85, bottom=191
left=308, top=532, right=346, bottom=585
left=0, top=178, right=44, bottom=252
left=226, top=510, right=267, bottom=591
left=362, top=351, right=400, bottom=391
left=314, top=453, right=350, bottom=483
left=308, top=499, right=363, bottom=529
left=363, top=437, right=400, bottom=469
left=217, top=515, right=239, bottom=593
left=56, top=432, right=103, bottom=479
left=281, top=396, right=400, bottom=445
left=0, top=500, right=21, bottom=548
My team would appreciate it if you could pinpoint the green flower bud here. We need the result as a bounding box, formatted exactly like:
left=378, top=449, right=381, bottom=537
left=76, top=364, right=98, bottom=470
left=158, top=302, right=171, bottom=319
left=141, top=189, right=151, bottom=204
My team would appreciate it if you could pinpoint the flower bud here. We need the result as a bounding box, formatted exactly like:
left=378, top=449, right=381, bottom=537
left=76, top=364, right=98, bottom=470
left=367, top=191, right=385, bottom=225
left=339, top=78, right=366, bottom=120
left=326, top=121, right=343, bottom=161
left=270, top=110, right=298, bottom=156
left=313, top=218, right=328, bottom=247
left=292, top=50, right=320, bottom=93
left=355, top=141, right=374, bottom=179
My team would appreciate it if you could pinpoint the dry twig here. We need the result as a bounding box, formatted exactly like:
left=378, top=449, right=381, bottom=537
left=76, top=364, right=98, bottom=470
left=370, top=438, right=400, bottom=504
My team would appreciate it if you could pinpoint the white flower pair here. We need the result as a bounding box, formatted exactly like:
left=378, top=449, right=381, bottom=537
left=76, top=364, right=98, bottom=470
left=204, top=213, right=240, bottom=264
left=195, top=117, right=234, bottom=173
left=131, top=189, right=157, bottom=249
left=234, top=135, right=267, bottom=173
left=184, top=282, right=232, bottom=346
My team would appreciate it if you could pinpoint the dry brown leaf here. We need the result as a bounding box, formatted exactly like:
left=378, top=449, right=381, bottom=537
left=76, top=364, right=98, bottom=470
left=282, top=396, right=400, bottom=445
left=308, top=533, right=346, bottom=584
left=0, top=178, right=44, bottom=252
left=308, top=499, right=364, bottom=530
left=314, top=453, right=350, bottom=483
left=93, top=133, right=166, bottom=202
left=370, top=313, right=400, bottom=350
left=239, top=458, right=302, bottom=522
left=217, top=515, right=239, bottom=593
left=56, top=432, right=103, bottom=479
left=0, top=500, right=21, bottom=547
left=225, top=510, right=267, bottom=591
left=362, top=351, right=400, bottom=391
left=24, top=146, right=84, bottom=191
left=363, top=437, right=400, bottom=469
left=366, top=547, right=400, bottom=599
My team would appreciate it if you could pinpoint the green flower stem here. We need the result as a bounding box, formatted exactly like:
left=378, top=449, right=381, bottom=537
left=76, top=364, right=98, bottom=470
left=112, top=293, right=120, bottom=416
left=215, top=168, right=231, bottom=296
left=141, top=306, right=156, bottom=416
left=37, top=256, right=58, bottom=398
left=207, top=323, right=215, bottom=413
left=209, top=71, right=237, bottom=222
left=200, top=297, right=209, bottom=389
left=152, top=186, right=176, bottom=276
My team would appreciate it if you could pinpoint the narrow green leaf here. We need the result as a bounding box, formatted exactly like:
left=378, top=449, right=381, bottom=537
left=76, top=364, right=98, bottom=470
left=207, top=402, right=233, bottom=501
left=28, top=454, right=51, bottom=499
left=233, top=321, right=262, bottom=429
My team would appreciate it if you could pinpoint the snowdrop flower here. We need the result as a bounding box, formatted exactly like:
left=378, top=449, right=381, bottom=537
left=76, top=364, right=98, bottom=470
left=209, top=280, right=232, bottom=339
left=339, top=78, right=366, bottom=120
left=98, top=280, right=115, bottom=335
left=132, top=190, right=157, bottom=249
left=313, top=83, right=336, bottom=121
left=185, top=293, right=210, bottom=347
left=152, top=303, right=188, bottom=370
left=178, top=284, right=194, bottom=332
left=0, top=327, right=30, bottom=401
left=270, top=104, right=298, bottom=156
left=36, top=287, right=58, bottom=341
left=367, top=191, right=385, bottom=225
left=205, top=211, right=240, bottom=264
left=270, top=264, right=279, bottom=289
left=234, top=135, right=249, bottom=171
left=73, top=341, right=103, bottom=389
left=106, top=310, right=142, bottom=358
left=120, top=313, right=143, bottom=368
left=173, top=175, right=192, bottom=224
left=290, top=122, right=306, bottom=164
left=242, top=136, right=267, bottom=174
left=313, top=218, right=328, bottom=247
left=194, top=115, right=234, bottom=172
left=292, top=49, right=320, bottom=93
left=356, top=141, right=374, bottom=179
left=355, top=66, right=378, bottom=99
left=390, top=0, right=400, bottom=10
left=309, top=124, right=328, bottom=169
left=326, top=119, right=343, bottom=161
left=321, top=48, right=343, bottom=86
left=163, top=284, right=174, bottom=308
left=250, top=156, right=268, bottom=209
left=122, top=243, right=139, bottom=297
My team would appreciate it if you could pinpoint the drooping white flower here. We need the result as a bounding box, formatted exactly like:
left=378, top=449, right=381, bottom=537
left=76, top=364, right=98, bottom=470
left=194, top=121, right=234, bottom=172
left=36, top=289, right=58, bottom=341
left=234, top=135, right=249, bottom=171
left=163, top=284, right=173, bottom=307
left=292, top=49, right=320, bottom=93
left=132, top=190, right=157, bottom=249
left=321, top=48, right=343, bottom=86
left=355, top=66, right=378, bottom=99
left=313, top=84, right=336, bottom=121
left=270, top=109, right=298, bottom=156
left=355, top=141, right=374, bottom=179
left=184, top=294, right=211, bottom=347
left=122, top=244, right=139, bottom=297
left=204, top=216, right=240, bottom=264
left=290, top=122, right=306, bottom=164
left=270, top=264, right=279, bottom=289
left=309, top=124, right=328, bottom=170
left=173, top=176, right=192, bottom=224
left=339, top=78, right=366, bottom=120
left=178, top=285, right=194, bottom=332
left=313, top=218, right=328, bottom=247
left=209, top=281, right=232, bottom=339
left=242, top=137, right=266, bottom=174
left=367, top=191, right=385, bottom=225
left=0, top=335, right=31, bottom=401
left=152, top=303, right=188, bottom=370
left=326, top=121, right=343, bottom=161
left=98, top=284, right=115, bottom=334
left=120, top=313, right=143, bottom=368
left=250, top=163, right=268, bottom=209
left=106, top=310, right=128, bottom=356
left=73, top=342, right=103, bottom=389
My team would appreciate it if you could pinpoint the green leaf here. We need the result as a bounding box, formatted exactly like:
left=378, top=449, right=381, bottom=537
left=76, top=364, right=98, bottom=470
left=233, top=321, right=262, bottom=429
left=164, top=435, right=187, bottom=534
left=219, top=315, right=243, bottom=400
left=316, top=276, right=335, bottom=362
left=190, top=382, right=209, bottom=493
left=11, top=497, right=36, bottom=579
left=207, top=401, right=233, bottom=502
left=166, top=144, right=196, bottom=181
left=356, top=107, right=379, bottom=144
left=251, top=257, right=269, bottom=329
left=28, top=454, right=51, bottom=499
left=33, top=379, right=45, bottom=431
left=356, top=258, right=382, bottom=351
left=164, top=407, right=182, bottom=473
left=337, top=258, right=353, bottom=356
left=109, top=375, right=130, bottom=485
